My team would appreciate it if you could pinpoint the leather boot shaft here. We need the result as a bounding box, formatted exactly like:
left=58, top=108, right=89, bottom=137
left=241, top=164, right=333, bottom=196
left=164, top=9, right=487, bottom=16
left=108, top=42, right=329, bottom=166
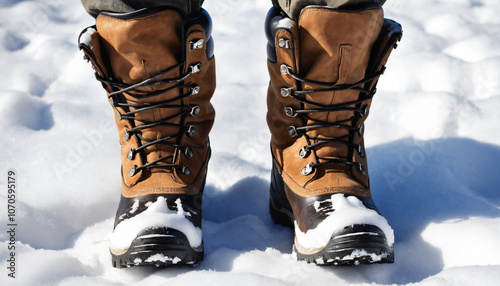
left=79, top=8, right=216, bottom=197
left=79, top=8, right=215, bottom=268
left=266, top=4, right=401, bottom=198
left=266, top=5, right=401, bottom=264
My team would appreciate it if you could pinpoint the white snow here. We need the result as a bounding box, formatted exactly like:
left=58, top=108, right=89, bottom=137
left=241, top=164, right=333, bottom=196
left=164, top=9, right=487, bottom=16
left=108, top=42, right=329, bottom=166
left=1, top=0, right=500, bottom=285
left=422, top=217, right=500, bottom=268
left=277, top=18, right=295, bottom=29
left=110, top=197, right=202, bottom=251
left=338, top=249, right=390, bottom=263
left=144, top=254, right=182, bottom=265
left=295, top=194, right=394, bottom=250
left=78, top=27, right=95, bottom=47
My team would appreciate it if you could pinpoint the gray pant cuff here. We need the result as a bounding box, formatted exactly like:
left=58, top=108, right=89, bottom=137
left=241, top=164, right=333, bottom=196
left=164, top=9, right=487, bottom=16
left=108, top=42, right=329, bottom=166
left=272, top=0, right=386, bottom=21
left=81, top=0, right=203, bottom=18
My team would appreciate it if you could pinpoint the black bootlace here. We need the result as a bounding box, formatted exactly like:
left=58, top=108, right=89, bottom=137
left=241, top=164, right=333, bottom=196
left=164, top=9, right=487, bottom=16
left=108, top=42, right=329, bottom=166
left=280, top=64, right=384, bottom=176
left=96, top=62, right=203, bottom=177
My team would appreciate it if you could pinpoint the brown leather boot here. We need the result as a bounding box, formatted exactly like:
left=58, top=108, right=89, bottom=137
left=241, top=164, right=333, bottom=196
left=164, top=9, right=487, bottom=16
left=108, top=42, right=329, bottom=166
left=265, top=3, right=402, bottom=265
left=79, top=7, right=215, bottom=268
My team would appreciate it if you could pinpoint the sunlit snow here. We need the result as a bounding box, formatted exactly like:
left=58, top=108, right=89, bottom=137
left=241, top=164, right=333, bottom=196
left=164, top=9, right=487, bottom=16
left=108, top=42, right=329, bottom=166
left=1, top=0, right=500, bottom=285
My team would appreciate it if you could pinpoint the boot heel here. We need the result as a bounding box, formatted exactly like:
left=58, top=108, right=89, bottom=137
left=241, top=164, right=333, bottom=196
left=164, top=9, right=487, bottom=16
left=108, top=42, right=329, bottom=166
left=269, top=161, right=294, bottom=227
left=269, top=193, right=294, bottom=227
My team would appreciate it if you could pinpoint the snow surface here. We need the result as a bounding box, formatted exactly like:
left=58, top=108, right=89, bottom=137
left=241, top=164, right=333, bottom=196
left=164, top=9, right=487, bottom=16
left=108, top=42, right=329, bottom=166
left=1, top=0, right=500, bottom=285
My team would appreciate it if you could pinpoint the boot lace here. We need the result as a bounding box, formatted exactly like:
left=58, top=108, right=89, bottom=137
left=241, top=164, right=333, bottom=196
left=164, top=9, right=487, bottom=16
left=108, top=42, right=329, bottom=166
left=96, top=62, right=203, bottom=177
left=280, top=64, right=383, bottom=176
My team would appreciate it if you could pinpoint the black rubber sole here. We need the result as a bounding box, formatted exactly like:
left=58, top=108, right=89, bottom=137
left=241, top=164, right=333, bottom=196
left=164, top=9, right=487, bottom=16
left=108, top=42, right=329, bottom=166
left=111, top=228, right=203, bottom=268
left=294, top=224, right=394, bottom=266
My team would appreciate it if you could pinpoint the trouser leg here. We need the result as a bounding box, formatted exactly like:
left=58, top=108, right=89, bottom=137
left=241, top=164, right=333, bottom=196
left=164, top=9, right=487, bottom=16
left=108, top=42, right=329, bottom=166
left=80, top=0, right=203, bottom=18
left=81, top=0, right=384, bottom=20
left=272, top=0, right=386, bottom=21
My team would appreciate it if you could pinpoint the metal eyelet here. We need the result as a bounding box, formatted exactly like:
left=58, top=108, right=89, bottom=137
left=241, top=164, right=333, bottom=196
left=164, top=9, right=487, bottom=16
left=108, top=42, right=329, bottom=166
left=189, top=39, right=204, bottom=51
left=299, top=146, right=310, bottom=158
left=186, top=125, right=196, bottom=137
left=363, top=105, right=369, bottom=116
left=190, top=105, right=200, bottom=116
left=358, top=164, right=367, bottom=176
left=129, top=165, right=138, bottom=177
left=280, top=87, right=293, bottom=97
left=127, top=149, right=135, bottom=160
left=116, top=110, right=122, bottom=121
left=357, top=145, right=365, bottom=158
left=358, top=125, right=364, bottom=136
left=190, top=63, right=202, bottom=74
left=357, top=105, right=369, bottom=118
left=284, top=106, right=297, bottom=117
left=301, top=162, right=314, bottom=176
left=278, top=38, right=290, bottom=49
left=181, top=165, right=191, bottom=175
left=191, top=85, right=200, bottom=95
left=123, top=130, right=130, bottom=141
left=288, top=126, right=299, bottom=137
left=280, top=64, right=289, bottom=75
left=184, top=147, right=194, bottom=159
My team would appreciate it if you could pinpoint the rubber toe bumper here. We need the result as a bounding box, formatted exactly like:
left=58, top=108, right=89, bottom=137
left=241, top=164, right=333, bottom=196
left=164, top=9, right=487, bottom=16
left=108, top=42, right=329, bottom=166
left=111, top=227, right=203, bottom=268
left=294, top=224, right=394, bottom=266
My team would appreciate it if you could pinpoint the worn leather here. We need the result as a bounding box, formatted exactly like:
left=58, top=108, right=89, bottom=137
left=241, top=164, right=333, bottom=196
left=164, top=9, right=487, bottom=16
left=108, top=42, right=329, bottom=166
left=267, top=5, right=400, bottom=201
left=270, top=161, right=380, bottom=232
left=81, top=8, right=215, bottom=198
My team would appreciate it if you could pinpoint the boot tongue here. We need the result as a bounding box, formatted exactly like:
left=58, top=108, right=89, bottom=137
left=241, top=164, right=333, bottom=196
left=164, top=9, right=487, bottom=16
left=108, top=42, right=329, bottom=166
left=96, top=10, right=183, bottom=84
left=297, top=6, right=383, bottom=160
left=96, top=10, right=186, bottom=167
left=298, top=6, right=383, bottom=85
